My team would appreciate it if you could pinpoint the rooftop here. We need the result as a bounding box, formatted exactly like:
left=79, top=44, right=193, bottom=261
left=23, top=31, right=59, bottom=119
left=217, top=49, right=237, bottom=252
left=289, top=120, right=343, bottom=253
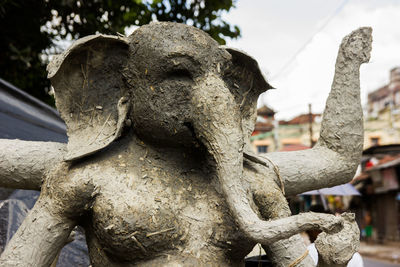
left=257, top=105, right=275, bottom=117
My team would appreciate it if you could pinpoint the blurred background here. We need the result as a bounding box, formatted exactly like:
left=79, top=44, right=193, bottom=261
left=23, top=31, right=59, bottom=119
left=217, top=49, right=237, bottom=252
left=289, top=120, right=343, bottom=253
left=0, top=0, right=399, bottom=266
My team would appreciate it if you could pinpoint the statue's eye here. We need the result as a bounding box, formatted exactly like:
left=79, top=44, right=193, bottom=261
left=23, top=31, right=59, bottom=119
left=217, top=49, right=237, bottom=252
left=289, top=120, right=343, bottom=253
left=167, top=68, right=193, bottom=81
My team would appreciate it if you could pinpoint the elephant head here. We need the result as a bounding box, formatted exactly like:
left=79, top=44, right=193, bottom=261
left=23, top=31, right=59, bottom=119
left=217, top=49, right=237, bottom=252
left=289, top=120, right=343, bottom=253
left=48, top=21, right=273, bottom=242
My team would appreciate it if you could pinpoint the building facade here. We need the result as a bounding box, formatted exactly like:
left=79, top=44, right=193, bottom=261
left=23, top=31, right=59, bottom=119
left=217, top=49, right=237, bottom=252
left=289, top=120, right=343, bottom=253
left=250, top=106, right=320, bottom=153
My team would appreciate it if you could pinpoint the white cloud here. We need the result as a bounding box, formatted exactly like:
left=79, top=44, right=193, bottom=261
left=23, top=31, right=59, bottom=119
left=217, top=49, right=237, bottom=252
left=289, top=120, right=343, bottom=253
left=225, top=0, right=400, bottom=120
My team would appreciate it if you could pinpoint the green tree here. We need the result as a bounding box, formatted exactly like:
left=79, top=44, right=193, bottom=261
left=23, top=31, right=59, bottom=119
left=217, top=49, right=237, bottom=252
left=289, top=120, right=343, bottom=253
left=0, top=0, right=240, bottom=106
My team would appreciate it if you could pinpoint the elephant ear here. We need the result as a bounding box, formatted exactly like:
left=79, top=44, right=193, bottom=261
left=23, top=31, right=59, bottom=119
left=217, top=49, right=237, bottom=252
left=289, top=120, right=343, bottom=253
left=47, top=35, right=130, bottom=161
left=221, top=46, right=273, bottom=138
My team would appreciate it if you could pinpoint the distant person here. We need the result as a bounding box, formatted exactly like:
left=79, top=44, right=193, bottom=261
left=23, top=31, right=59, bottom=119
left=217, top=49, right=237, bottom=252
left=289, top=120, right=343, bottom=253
left=306, top=204, right=364, bottom=267
left=363, top=211, right=373, bottom=243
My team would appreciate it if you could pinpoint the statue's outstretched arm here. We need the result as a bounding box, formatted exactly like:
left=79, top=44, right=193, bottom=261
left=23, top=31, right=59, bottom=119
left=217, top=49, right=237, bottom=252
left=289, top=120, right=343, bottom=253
left=0, top=139, right=66, bottom=190
left=248, top=27, right=372, bottom=196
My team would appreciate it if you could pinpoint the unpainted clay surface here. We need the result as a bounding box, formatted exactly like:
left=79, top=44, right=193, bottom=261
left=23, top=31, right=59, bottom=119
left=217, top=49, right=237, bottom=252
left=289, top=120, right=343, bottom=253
left=0, top=23, right=372, bottom=266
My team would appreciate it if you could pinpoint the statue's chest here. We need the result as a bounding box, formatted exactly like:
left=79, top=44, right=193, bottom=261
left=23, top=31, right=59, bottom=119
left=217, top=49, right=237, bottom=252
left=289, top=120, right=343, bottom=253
left=90, top=166, right=247, bottom=262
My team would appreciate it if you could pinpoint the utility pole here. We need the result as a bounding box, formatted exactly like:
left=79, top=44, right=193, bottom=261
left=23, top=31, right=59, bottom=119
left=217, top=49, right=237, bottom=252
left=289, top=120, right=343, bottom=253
left=308, top=103, right=314, bottom=147
left=273, top=118, right=280, bottom=151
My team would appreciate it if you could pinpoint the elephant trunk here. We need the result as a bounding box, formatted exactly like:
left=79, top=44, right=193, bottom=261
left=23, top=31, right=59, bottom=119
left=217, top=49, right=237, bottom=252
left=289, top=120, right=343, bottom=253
left=191, top=74, right=343, bottom=244
left=191, top=74, right=266, bottom=240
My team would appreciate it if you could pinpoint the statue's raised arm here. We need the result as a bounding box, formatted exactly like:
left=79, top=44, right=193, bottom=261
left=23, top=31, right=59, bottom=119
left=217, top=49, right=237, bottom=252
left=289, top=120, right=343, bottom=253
left=244, top=27, right=372, bottom=266
left=258, top=27, right=372, bottom=196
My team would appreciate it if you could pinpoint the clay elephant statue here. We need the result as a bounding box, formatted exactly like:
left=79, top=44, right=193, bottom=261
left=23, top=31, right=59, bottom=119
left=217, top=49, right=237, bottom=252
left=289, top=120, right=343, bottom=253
left=0, top=22, right=371, bottom=267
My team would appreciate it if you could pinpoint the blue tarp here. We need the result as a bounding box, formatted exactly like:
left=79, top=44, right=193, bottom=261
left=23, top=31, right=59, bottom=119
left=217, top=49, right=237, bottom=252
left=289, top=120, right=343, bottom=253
left=301, top=183, right=361, bottom=196
left=0, top=78, right=89, bottom=266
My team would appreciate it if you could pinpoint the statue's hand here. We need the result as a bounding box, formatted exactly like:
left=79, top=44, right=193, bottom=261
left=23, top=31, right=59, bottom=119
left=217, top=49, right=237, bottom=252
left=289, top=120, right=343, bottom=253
left=315, top=213, right=360, bottom=267
left=317, top=213, right=344, bottom=234
left=340, top=27, right=372, bottom=64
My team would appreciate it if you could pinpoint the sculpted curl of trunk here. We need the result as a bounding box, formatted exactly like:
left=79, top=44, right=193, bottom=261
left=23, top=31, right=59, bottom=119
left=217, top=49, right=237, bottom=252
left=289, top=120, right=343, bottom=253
left=191, top=74, right=342, bottom=245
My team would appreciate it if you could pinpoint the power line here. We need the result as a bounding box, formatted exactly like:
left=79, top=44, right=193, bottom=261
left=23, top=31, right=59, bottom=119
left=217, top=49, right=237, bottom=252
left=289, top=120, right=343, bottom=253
left=271, top=0, right=350, bottom=80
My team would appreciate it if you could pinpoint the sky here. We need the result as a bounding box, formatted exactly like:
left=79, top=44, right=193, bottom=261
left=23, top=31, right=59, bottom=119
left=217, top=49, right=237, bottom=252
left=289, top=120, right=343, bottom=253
left=223, top=0, right=400, bottom=120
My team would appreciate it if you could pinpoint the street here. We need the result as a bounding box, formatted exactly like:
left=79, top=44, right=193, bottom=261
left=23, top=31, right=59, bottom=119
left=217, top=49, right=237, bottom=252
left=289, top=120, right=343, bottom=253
left=364, top=257, right=400, bottom=267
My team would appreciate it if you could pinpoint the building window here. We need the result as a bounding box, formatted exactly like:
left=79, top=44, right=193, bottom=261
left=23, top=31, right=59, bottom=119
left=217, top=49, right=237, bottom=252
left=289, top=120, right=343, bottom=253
left=257, top=145, right=268, bottom=154
left=370, top=137, right=380, bottom=146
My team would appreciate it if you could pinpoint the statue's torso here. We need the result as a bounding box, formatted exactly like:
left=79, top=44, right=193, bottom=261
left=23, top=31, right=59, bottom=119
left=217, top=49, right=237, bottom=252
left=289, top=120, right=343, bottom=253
left=81, top=144, right=254, bottom=266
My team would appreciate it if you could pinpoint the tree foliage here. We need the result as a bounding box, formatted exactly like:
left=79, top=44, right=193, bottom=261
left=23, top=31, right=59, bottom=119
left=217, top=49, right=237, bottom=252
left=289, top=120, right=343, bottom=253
left=0, top=0, right=240, bottom=105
